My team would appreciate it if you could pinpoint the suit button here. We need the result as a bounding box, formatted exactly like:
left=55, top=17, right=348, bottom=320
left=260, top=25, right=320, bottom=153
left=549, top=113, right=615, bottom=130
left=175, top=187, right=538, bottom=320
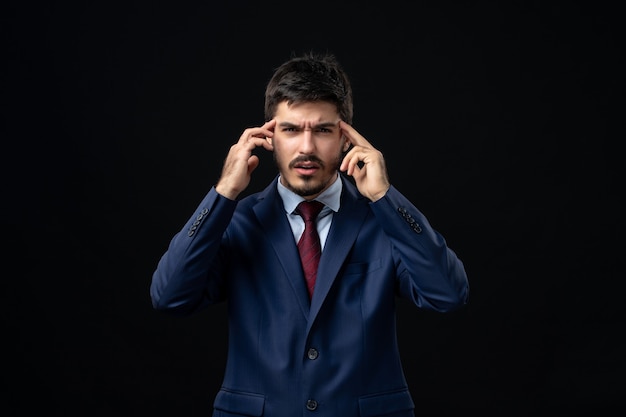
left=307, top=348, right=319, bottom=360
left=306, top=399, right=318, bottom=410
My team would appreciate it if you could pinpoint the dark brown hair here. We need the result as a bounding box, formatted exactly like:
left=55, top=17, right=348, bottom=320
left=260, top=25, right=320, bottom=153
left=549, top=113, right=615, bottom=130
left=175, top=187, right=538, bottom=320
left=264, top=52, right=353, bottom=124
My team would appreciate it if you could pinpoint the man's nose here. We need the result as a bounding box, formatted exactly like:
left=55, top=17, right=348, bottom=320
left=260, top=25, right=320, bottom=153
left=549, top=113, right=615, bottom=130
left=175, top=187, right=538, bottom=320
left=300, top=130, right=315, bottom=153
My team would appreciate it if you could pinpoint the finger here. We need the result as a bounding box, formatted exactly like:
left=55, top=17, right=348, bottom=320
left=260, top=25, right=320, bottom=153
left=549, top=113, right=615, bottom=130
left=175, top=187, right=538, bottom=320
left=237, top=125, right=275, bottom=152
left=255, top=119, right=276, bottom=140
left=340, top=147, right=354, bottom=173
left=248, top=154, right=260, bottom=173
left=248, top=136, right=274, bottom=152
left=262, top=118, right=276, bottom=132
left=238, top=128, right=273, bottom=144
left=340, top=145, right=365, bottom=171
left=238, top=119, right=276, bottom=144
left=341, top=150, right=365, bottom=176
left=339, top=120, right=373, bottom=149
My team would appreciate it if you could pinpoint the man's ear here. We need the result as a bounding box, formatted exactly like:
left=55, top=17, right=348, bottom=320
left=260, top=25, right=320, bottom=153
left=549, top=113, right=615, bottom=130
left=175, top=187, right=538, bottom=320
left=342, top=135, right=351, bottom=152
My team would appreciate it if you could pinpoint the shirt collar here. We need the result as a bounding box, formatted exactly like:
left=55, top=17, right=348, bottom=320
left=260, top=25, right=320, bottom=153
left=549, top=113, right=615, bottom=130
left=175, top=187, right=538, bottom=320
left=277, top=173, right=342, bottom=215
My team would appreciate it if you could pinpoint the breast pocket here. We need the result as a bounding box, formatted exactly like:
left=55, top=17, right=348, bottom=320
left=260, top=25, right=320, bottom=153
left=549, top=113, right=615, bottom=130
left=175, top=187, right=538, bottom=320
left=342, top=258, right=383, bottom=276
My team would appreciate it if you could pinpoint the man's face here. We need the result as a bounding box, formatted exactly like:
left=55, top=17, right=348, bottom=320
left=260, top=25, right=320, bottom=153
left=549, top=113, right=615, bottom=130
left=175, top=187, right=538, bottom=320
left=270, top=101, right=350, bottom=199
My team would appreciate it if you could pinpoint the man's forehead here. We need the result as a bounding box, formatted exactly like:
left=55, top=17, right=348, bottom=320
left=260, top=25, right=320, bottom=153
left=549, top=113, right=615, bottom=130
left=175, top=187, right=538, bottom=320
left=275, top=101, right=340, bottom=126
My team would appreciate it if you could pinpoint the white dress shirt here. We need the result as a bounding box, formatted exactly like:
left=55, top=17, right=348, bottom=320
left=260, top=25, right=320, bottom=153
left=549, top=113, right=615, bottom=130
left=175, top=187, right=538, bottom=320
left=276, top=174, right=342, bottom=251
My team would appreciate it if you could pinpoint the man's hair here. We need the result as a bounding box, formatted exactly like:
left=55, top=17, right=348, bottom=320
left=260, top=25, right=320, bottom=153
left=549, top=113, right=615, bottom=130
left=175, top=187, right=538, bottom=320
left=264, top=52, right=353, bottom=124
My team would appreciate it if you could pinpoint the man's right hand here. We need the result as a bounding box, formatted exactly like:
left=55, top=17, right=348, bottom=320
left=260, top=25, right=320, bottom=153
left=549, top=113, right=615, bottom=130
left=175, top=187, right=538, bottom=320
left=215, top=119, right=275, bottom=200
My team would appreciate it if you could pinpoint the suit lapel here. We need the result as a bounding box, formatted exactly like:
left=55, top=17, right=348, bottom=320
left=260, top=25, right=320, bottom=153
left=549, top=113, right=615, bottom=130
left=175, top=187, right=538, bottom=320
left=253, top=176, right=370, bottom=326
left=253, top=177, right=311, bottom=318
left=307, top=177, right=369, bottom=327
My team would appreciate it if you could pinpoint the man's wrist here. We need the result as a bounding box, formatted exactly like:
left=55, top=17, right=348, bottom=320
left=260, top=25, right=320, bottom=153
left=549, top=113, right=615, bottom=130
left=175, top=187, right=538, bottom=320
left=215, top=184, right=238, bottom=201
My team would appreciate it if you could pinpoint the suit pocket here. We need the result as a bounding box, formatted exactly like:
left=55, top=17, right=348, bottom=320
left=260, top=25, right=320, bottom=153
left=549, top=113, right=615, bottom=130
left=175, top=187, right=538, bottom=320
left=213, top=388, right=265, bottom=416
left=358, top=388, right=415, bottom=417
left=342, top=258, right=383, bottom=276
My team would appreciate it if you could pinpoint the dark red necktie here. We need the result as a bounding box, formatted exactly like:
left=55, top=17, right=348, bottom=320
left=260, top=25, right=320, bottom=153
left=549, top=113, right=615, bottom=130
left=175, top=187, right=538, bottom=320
left=296, top=200, right=325, bottom=299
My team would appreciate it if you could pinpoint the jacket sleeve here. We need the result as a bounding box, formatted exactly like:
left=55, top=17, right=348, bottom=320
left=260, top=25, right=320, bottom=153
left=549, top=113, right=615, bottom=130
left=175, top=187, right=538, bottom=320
left=369, top=185, right=469, bottom=312
left=150, top=187, right=236, bottom=315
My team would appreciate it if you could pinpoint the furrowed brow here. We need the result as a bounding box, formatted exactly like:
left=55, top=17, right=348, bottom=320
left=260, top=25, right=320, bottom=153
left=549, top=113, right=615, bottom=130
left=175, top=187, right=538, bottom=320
left=313, top=122, right=338, bottom=130
left=277, top=122, right=337, bottom=130
left=278, top=122, right=299, bottom=129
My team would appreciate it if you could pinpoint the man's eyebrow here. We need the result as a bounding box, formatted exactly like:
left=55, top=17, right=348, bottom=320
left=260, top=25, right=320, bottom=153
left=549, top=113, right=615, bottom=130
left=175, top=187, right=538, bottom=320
left=313, top=122, right=338, bottom=129
left=277, top=122, right=338, bottom=129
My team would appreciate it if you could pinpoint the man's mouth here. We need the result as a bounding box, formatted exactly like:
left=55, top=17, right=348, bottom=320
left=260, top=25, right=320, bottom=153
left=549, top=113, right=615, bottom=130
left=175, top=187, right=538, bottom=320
left=290, top=157, right=323, bottom=175
left=294, top=163, right=319, bottom=175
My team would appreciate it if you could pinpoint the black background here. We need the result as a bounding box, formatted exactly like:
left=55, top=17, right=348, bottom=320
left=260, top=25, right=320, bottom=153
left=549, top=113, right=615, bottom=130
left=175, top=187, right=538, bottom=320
left=3, top=1, right=624, bottom=416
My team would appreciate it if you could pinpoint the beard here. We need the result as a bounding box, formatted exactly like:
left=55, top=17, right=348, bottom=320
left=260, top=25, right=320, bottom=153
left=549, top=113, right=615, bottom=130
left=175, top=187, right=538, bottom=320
left=274, top=151, right=343, bottom=197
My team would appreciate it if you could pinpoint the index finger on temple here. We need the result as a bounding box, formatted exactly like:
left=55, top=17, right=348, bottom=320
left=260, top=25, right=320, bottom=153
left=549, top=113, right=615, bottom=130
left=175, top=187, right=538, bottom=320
left=339, top=120, right=371, bottom=148
left=263, top=118, right=277, bottom=132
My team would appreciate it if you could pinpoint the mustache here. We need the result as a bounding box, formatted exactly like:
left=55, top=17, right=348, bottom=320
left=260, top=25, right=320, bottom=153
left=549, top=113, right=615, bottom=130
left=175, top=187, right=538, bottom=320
left=288, top=155, right=325, bottom=169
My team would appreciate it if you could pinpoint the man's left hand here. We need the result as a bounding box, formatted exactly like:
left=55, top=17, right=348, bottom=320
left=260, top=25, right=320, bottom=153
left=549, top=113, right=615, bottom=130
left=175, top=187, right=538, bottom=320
left=339, top=121, right=391, bottom=202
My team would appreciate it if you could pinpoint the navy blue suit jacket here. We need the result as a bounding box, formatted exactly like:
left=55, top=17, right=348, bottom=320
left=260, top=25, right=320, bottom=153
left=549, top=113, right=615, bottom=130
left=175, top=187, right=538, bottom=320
left=151, top=175, right=469, bottom=416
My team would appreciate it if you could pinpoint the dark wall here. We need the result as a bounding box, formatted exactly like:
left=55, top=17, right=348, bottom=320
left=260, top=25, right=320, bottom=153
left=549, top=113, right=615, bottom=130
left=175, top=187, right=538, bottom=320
left=4, top=1, right=623, bottom=416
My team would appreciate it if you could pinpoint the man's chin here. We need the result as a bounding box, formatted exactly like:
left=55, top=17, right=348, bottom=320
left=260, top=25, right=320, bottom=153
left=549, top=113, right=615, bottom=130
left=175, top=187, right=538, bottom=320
left=287, top=177, right=325, bottom=197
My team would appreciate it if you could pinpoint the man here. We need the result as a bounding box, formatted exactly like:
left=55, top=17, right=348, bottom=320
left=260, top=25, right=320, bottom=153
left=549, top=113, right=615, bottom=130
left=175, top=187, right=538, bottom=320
left=151, top=52, right=469, bottom=416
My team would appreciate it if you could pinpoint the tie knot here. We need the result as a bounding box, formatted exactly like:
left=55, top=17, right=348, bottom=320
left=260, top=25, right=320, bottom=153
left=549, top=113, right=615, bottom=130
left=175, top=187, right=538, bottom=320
left=296, top=200, right=325, bottom=222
